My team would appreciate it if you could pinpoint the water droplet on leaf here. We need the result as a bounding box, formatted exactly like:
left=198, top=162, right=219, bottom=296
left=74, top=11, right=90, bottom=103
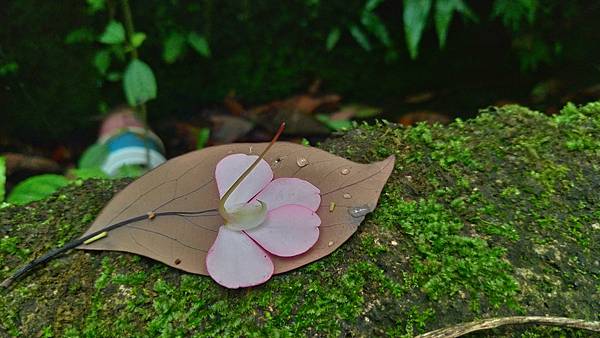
left=296, top=157, right=308, bottom=167
left=348, top=206, right=370, bottom=218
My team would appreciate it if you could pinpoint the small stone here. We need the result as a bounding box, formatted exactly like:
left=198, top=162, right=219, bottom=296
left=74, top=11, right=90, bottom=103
left=343, top=193, right=351, bottom=199
left=328, top=241, right=334, bottom=247
left=390, top=240, right=398, bottom=246
left=341, top=168, right=350, bottom=175
left=174, top=258, right=181, bottom=265
left=296, top=157, right=308, bottom=167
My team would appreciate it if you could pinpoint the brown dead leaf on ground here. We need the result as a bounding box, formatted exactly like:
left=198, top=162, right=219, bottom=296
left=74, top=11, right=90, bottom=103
left=79, top=142, right=394, bottom=275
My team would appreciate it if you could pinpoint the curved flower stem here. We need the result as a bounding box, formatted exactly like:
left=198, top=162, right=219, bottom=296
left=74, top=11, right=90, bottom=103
left=218, top=122, right=285, bottom=222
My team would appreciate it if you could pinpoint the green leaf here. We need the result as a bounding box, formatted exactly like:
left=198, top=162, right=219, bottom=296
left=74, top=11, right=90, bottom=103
left=365, top=0, right=384, bottom=11
left=196, top=127, right=211, bottom=150
left=0, top=156, right=5, bottom=201
left=492, top=0, right=538, bottom=31
left=0, top=62, right=18, bottom=76
left=115, top=165, right=145, bottom=178
left=7, top=174, right=70, bottom=205
left=79, top=143, right=109, bottom=169
left=65, top=27, right=96, bottom=44
left=326, top=27, right=341, bottom=51
left=131, top=32, right=147, bottom=48
left=316, top=114, right=353, bottom=131
left=86, top=0, right=105, bottom=13
left=361, top=12, right=391, bottom=47
left=403, top=0, right=432, bottom=59
left=163, top=32, right=187, bottom=64
left=349, top=25, right=371, bottom=51
left=70, top=168, right=109, bottom=179
left=435, top=0, right=476, bottom=48
left=123, top=59, right=157, bottom=106
left=99, top=20, right=125, bottom=45
left=106, top=71, right=122, bottom=82
left=187, top=32, right=211, bottom=57
left=93, top=50, right=111, bottom=75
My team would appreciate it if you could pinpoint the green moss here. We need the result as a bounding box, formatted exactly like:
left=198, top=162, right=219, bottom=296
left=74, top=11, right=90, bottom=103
left=374, top=194, right=519, bottom=308
left=2, top=103, right=600, bottom=336
left=555, top=102, right=600, bottom=151
left=0, top=236, right=29, bottom=258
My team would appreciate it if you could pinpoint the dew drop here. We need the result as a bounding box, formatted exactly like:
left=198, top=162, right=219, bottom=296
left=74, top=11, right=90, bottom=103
left=348, top=206, right=370, bottom=218
left=343, top=193, right=352, bottom=199
left=296, top=157, right=309, bottom=167
left=341, top=168, right=350, bottom=175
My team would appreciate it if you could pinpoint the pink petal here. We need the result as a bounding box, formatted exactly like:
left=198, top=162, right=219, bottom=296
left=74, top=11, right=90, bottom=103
left=252, top=178, right=320, bottom=212
left=245, top=205, right=320, bottom=257
left=206, top=226, right=274, bottom=288
left=215, top=154, right=273, bottom=210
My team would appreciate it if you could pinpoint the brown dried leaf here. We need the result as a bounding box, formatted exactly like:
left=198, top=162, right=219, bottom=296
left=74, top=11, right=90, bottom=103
left=79, top=142, right=394, bottom=275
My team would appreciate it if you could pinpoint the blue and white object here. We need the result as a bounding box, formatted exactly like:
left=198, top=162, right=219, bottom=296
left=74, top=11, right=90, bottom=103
left=101, top=131, right=166, bottom=176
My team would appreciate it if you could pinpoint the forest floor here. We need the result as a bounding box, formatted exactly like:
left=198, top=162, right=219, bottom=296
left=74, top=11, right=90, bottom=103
left=1, top=103, right=599, bottom=337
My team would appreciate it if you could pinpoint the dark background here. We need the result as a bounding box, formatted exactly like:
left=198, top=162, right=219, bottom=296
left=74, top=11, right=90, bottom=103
left=1, top=0, right=600, bottom=148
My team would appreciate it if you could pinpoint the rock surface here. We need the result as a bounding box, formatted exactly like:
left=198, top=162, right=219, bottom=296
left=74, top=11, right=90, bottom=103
left=1, top=103, right=599, bottom=337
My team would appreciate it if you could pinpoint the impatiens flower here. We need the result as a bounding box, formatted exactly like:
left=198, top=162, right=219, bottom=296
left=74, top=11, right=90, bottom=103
left=206, top=153, right=321, bottom=288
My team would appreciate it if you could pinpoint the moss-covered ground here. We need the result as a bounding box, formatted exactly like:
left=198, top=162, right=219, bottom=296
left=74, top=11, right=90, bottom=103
left=1, top=103, right=599, bottom=337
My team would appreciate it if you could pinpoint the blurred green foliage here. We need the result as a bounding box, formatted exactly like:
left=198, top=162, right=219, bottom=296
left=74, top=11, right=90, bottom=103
left=196, top=127, right=211, bottom=149
left=123, top=59, right=156, bottom=106
left=0, top=0, right=599, bottom=141
left=7, top=174, right=70, bottom=205
left=78, top=143, right=109, bottom=169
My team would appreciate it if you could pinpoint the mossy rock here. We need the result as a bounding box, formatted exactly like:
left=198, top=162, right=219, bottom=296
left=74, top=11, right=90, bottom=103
left=1, top=103, right=599, bottom=337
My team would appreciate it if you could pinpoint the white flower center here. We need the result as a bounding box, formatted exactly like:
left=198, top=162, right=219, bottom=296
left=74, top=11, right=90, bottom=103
left=223, top=200, right=268, bottom=231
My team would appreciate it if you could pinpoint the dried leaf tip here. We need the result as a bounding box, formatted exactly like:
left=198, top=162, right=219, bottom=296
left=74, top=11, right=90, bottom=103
left=218, top=122, right=285, bottom=223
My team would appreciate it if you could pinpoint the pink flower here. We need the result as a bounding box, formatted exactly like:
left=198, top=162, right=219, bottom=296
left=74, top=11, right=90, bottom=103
left=206, top=154, right=321, bottom=288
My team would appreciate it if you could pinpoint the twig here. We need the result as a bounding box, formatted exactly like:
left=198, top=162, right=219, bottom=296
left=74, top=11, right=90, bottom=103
left=416, top=316, right=600, bottom=338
